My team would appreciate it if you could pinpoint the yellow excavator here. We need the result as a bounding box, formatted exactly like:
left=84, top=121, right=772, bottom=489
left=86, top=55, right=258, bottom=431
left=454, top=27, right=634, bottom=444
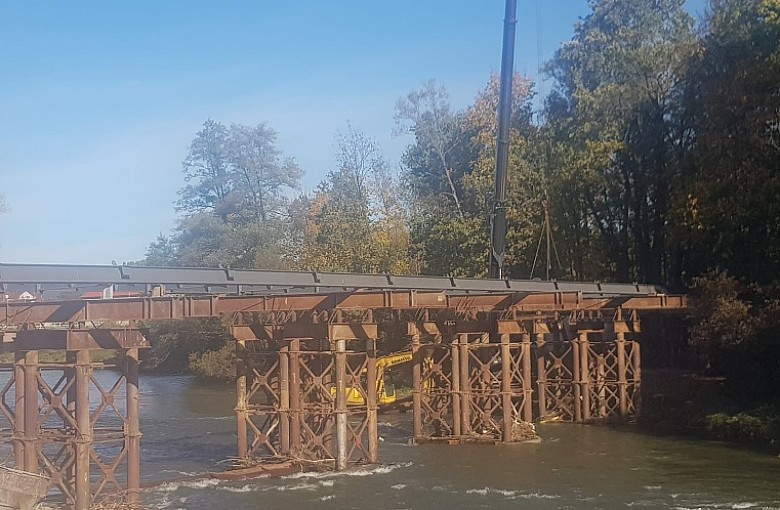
left=344, top=351, right=414, bottom=406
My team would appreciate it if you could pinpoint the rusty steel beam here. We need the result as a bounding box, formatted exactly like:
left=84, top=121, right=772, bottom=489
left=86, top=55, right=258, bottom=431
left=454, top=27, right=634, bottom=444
left=14, top=329, right=148, bottom=350
left=0, top=292, right=686, bottom=327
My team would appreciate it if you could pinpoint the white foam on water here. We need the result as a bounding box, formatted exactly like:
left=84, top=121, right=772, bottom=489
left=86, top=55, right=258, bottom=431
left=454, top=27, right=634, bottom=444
left=283, top=461, right=413, bottom=481
left=219, top=484, right=256, bottom=493
left=276, top=482, right=320, bottom=491
left=626, top=500, right=662, bottom=507
left=318, top=495, right=336, bottom=501
left=731, top=504, right=757, bottom=509
left=644, top=485, right=663, bottom=490
left=517, top=492, right=562, bottom=500
left=466, top=487, right=560, bottom=500
left=391, top=483, right=407, bottom=490
left=149, top=493, right=173, bottom=509
left=320, top=480, right=334, bottom=487
left=156, top=478, right=221, bottom=492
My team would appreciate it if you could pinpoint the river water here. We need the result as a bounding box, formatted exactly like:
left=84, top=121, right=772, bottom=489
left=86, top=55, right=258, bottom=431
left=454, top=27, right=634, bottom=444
left=137, top=374, right=780, bottom=510
left=3, top=371, right=780, bottom=509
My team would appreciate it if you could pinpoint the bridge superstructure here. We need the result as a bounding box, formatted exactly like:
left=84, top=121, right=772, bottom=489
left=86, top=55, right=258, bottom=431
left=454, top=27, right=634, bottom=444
left=0, top=263, right=686, bottom=508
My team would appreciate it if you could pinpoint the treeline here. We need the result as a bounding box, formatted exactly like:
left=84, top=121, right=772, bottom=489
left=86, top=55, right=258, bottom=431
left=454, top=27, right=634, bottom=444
left=142, top=0, right=780, bottom=396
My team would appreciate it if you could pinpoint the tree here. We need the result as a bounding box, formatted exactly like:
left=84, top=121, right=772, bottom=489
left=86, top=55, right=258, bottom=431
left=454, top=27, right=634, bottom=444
left=397, top=75, right=536, bottom=277
left=227, top=123, right=302, bottom=222
left=143, top=233, right=178, bottom=266
left=150, top=120, right=302, bottom=270
left=395, top=81, right=475, bottom=216
left=177, top=120, right=233, bottom=220
left=300, top=125, right=412, bottom=273
left=670, top=0, right=780, bottom=285
left=545, top=0, right=695, bottom=284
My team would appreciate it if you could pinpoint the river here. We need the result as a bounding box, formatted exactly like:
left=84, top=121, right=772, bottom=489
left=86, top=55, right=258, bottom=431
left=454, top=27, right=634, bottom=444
left=3, top=371, right=780, bottom=509
left=138, top=374, right=780, bottom=510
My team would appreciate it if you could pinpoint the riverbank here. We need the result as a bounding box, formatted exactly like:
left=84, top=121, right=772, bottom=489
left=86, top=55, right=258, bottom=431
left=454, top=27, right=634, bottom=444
left=640, top=369, right=780, bottom=453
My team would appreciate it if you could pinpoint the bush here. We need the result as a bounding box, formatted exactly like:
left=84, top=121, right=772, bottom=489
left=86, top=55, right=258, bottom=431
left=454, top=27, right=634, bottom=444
left=189, top=344, right=236, bottom=380
left=689, top=270, right=780, bottom=402
left=141, top=318, right=232, bottom=373
left=705, top=408, right=780, bottom=444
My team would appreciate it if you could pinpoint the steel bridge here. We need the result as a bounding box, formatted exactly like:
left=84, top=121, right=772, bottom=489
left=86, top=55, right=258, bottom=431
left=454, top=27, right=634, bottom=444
left=0, top=263, right=686, bottom=508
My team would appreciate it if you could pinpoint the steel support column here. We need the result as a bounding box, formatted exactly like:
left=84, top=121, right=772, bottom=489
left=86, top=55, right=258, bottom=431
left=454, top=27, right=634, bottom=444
left=521, top=333, right=533, bottom=422
left=500, top=333, right=512, bottom=442
left=579, top=332, right=591, bottom=421
left=616, top=332, right=628, bottom=417
left=411, top=327, right=422, bottom=440
left=457, top=334, right=470, bottom=435
left=571, top=338, right=582, bottom=422
left=334, top=339, right=347, bottom=471
left=279, top=343, right=291, bottom=455
left=125, top=348, right=141, bottom=504
left=23, top=351, right=38, bottom=473
left=235, top=339, right=248, bottom=458
left=632, top=340, right=642, bottom=415
left=12, top=351, right=25, bottom=468
left=534, top=333, right=547, bottom=420
left=596, top=349, right=607, bottom=418
left=289, top=339, right=302, bottom=454
left=366, top=338, right=379, bottom=463
left=74, top=350, right=92, bottom=510
left=451, top=340, right=461, bottom=437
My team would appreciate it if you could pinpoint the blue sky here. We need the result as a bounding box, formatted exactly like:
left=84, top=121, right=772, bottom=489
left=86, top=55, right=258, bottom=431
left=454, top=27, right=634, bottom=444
left=0, top=1, right=707, bottom=264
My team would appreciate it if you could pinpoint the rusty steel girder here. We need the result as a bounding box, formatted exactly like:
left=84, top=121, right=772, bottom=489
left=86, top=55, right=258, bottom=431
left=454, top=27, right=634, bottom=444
left=0, top=291, right=686, bottom=328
